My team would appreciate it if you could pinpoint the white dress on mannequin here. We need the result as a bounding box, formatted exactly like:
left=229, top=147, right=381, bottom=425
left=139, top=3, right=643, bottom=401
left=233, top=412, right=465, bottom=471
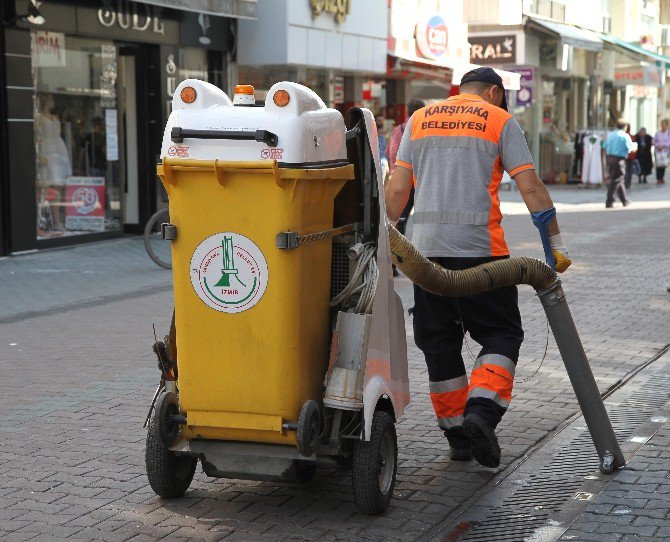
left=581, top=134, right=603, bottom=184
left=36, top=114, right=72, bottom=186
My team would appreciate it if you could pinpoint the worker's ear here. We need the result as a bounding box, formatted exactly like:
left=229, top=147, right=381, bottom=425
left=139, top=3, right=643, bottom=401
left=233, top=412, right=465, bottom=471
left=485, top=85, right=497, bottom=104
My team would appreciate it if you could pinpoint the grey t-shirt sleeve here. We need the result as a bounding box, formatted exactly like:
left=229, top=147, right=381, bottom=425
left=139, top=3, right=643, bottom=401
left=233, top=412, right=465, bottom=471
left=395, top=115, right=414, bottom=169
left=499, top=118, right=535, bottom=175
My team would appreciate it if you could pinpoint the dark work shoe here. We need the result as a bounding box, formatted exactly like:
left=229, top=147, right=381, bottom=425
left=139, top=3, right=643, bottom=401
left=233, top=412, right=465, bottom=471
left=450, top=447, right=473, bottom=461
left=444, top=426, right=472, bottom=462
left=462, top=414, right=501, bottom=468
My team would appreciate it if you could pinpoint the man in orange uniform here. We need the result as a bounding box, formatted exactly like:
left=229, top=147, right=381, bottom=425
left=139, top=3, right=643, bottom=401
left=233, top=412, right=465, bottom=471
left=385, top=67, right=571, bottom=467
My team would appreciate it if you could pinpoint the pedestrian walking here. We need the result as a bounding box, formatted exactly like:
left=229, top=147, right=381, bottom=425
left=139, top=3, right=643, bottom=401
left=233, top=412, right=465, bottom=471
left=384, top=66, right=571, bottom=468
left=376, top=115, right=389, bottom=181
left=635, top=128, right=653, bottom=183
left=624, top=124, right=636, bottom=190
left=388, top=98, right=426, bottom=234
left=604, top=119, right=634, bottom=208
left=653, top=119, right=670, bottom=185
left=388, top=98, right=426, bottom=276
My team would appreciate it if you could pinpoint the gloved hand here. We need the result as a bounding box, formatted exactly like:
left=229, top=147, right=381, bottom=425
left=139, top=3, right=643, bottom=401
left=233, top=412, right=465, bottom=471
left=549, top=233, right=572, bottom=273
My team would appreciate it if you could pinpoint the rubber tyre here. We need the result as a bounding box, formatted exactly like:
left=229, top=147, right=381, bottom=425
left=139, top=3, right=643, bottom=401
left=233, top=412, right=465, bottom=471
left=352, top=411, right=397, bottom=515
left=296, top=400, right=321, bottom=457
left=145, top=394, right=196, bottom=498
left=143, top=208, right=171, bottom=269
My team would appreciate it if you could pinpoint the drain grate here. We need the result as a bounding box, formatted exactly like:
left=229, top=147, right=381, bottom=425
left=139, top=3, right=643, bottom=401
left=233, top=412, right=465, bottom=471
left=500, top=476, right=584, bottom=512
left=457, top=511, right=550, bottom=542
left=436, top=364, right=670, bottom=542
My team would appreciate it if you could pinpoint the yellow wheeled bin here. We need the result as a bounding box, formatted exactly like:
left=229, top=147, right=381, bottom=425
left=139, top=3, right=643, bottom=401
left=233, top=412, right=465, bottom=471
left=144, top=80, right=410, bottom=515
left=157, top=159, right=352, bottom=445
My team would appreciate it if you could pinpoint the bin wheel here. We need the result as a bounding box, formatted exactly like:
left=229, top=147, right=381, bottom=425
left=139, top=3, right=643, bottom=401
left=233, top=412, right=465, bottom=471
left=352, top=411, right=397, bottom=515
left=295, top=461, right=317, bottom=484
left=157, top=391, right=181, bottom=447
left=145, top=393, right=196, bottom=499
left=296, top=400, right=321, bottom=457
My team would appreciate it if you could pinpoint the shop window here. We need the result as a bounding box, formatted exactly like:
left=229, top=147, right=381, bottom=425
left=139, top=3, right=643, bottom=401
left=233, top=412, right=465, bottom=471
left=32, top=32, right=121, bottom=240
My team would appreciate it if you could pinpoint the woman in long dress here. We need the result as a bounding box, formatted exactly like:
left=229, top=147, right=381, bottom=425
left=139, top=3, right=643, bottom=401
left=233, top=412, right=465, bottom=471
left=652, top=119, right=670, bottom=185
left=634, top=128, right=653, bottom=184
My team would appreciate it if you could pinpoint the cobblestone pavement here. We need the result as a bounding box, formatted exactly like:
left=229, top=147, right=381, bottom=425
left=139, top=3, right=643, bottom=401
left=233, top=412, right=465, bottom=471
left=560, top=425, right=670, bottom=542
left=0, top=185, right=669, bottom=541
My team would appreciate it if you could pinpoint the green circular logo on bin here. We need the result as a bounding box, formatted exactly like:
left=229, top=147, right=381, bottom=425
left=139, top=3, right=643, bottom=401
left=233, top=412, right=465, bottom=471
left=190, top=232, right=269, bottom=313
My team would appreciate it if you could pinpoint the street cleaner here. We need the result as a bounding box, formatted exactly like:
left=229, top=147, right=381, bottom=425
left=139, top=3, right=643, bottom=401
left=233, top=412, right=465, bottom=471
left=384, top=66, right=572, bottom=468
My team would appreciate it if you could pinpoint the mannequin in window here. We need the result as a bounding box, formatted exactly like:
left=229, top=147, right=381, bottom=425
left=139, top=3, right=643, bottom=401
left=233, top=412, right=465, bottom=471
left=35, top=92, right=72, bottom=186
left=35, top=92, right=72, bottom=232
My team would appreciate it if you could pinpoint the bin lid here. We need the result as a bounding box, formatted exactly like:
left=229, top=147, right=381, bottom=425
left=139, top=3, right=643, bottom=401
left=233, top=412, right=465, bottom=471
left=161, top=80, right=348, bottom=167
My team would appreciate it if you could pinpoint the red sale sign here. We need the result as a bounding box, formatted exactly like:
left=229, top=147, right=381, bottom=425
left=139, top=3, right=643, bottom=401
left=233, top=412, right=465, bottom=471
left=65, top=176, right=106, bottom=231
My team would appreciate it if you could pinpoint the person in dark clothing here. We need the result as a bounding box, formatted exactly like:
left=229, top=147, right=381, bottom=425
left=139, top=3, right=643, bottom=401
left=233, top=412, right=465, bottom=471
left=79, top=117, right=107, bottom=176
left=624, top=125, right=635, bottom=189
left=635, top=128, right=653, bottom=183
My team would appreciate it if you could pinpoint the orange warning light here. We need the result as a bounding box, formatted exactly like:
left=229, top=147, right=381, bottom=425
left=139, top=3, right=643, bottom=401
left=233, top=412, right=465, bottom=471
left=180, top=86, right=197, bottom=103
left=273, top=89, right=290, bottom=107
left=234, top=84, right=255, bottom=95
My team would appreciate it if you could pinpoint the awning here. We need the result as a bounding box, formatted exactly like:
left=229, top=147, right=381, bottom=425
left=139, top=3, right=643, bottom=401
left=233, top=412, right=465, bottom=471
left=388, top=53, right=521, bottom=90
left=130, top=0, right=257, bottom=18
left=525, top=17, right=603, bottom=51
left=600, top=33, right=670, bottom=68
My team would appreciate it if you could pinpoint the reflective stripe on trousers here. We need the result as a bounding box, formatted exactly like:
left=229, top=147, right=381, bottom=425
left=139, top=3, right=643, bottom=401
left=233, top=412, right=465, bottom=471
left=468, top=353, right=516, bottom=408
left=429, top=375, right=468, bottom=429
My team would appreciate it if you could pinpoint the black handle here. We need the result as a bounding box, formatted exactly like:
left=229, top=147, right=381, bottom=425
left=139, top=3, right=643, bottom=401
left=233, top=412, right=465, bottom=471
left=171, top=127, right=278, bottom=147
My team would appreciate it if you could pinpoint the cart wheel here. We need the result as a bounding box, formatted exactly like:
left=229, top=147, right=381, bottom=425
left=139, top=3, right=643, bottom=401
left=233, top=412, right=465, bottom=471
left=145, top=392, right=196, bottom=498
left=157, top=391, right=181, bottom=447
left=296, top=400, right=321, bottom=457
left=295, top=461, right=317, bottom=484
left=352, top=411, right=397, bottom=515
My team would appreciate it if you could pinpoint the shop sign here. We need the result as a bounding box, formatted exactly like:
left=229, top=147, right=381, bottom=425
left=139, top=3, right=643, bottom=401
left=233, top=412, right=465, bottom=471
left=613, top=65, right=662, bottom=87
left=31, top=31, right=66, bottom=68
left=77, top=2, right=179, bottom=45
left=309, top=0, right=350, bottom=24
left=416, top=14, right=449, bottom=59
left=97, top=1, right=165, bottom=34
left=469, top=35, right=516, bottom=65
left=508, top=67, right=534, bottom=107
left=65, top=177, right=106, bottom=232
left=138, top=0, right=257, bottom=18
left=179, top=12, right=229, bottom=49
left=332, top=75, right=345, bottom=105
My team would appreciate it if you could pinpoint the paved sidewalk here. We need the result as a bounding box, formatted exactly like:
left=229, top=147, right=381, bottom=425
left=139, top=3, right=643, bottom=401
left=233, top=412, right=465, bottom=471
left=0, top=237, right=171, bottom=323
left=0, top=184, right=669, bottom=540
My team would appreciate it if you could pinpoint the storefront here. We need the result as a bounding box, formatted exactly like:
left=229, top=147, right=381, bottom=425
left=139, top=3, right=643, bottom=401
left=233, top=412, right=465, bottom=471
left=612, top=63, right=662, bottom=133
left=0, top=0, right=253, bottom=255
left=236, top=0, right=387, bottom=111
left=470, top=17, right=609, bottom=183
left=386, top=0, right=520, bottom=127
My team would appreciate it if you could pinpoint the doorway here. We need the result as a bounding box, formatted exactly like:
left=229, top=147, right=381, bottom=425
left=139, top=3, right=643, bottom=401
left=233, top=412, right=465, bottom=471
left=117, top=44, right=162, bottom=234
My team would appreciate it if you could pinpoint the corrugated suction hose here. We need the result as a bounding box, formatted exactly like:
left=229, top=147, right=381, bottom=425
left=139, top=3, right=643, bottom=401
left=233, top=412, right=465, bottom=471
left=388, top=223, right=627, bottom=473
left=388, top=224, right=557, bottom=295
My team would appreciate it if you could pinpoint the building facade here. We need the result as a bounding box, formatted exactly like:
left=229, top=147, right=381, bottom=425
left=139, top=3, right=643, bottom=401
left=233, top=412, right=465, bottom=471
left=237, top=0, right=387, bottom=112
left=466, top=0, right=670, bottom=183
left=0, top=0, right=254, bottom=256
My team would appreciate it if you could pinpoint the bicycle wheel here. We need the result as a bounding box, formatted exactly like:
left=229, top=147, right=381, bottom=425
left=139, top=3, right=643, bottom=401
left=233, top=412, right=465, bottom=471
left=144, top=208, right=172, bottom=269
